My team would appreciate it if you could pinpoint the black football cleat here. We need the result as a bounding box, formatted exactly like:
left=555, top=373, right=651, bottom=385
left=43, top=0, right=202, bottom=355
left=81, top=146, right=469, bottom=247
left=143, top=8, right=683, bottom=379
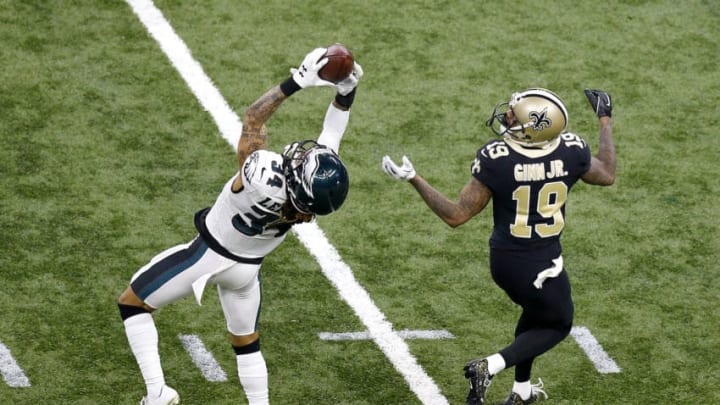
left=464, top=358, right=493, bottom=405
left=502, top=379, right=548, bottom=405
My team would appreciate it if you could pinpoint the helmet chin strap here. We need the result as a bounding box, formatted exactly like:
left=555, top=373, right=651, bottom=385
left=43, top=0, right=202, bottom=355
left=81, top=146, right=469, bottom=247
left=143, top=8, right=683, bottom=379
left=499, top=124, right=510, bottom=136
left=288, top=196, right=310, bottom=215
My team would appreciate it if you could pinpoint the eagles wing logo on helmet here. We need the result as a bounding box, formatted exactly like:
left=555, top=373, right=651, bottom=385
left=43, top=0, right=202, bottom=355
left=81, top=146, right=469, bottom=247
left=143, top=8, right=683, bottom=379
left=529, top=108, right=552, bottom=131
left=282, top=140, right=349, bottom=216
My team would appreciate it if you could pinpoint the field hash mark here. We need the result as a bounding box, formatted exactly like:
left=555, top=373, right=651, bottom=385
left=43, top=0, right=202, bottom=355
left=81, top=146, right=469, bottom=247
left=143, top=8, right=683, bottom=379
left=0, top=340, right=31, bottom=387
left=178, top=334, right=228, bottom=382
left=571, top=326, right=621, bottom=374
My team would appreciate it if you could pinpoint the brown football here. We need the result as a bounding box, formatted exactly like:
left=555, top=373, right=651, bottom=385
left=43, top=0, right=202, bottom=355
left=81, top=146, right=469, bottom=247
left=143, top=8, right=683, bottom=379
left=318, top=44, right=354, bottom=83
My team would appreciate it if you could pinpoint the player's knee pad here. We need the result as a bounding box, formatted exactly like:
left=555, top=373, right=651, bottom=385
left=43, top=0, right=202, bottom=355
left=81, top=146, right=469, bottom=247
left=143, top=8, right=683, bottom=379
left=117, top=303, right=150, bottom=321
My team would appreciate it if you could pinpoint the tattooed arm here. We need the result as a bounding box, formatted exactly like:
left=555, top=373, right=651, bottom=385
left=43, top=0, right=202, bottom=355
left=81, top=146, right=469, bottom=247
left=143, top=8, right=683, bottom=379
left=581, top=116, right=616, bottom=186
left=408, top=175, right=491, bottom=228
left=236, top=85, right=287, bottom=171
left=233, top=47, right=336, bottom=191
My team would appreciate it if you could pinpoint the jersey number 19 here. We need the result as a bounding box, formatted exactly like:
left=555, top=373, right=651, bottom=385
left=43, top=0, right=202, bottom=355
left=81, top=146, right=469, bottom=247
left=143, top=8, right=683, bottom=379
left=510, top=181, right=568, bottom=238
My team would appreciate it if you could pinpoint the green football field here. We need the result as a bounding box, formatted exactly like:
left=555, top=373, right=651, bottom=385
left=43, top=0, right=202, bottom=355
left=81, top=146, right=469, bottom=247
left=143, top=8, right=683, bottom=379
left=1, top=1, right=719, bottom=404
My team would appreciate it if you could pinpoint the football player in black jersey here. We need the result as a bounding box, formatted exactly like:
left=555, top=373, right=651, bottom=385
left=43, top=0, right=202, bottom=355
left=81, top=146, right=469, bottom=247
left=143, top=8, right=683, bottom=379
left=382, top=88, right=615, bottom=405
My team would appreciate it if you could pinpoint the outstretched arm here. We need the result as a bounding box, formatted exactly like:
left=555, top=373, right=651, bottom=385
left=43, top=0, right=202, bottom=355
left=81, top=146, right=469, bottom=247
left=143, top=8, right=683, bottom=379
left=317, top=62, right=363, bottom=153
left=581, top=89, right=616, bottom=186
left=235, top=47, right=335, bottom=176
left=409, top=175, right=491, bottom=228
left=582, top=117, right=615, bottom=185
left=237, top=86, right=285, bottom=169
left=316, top=103, right=349, bottom=154
left=382, top=156, right=491, bottom=228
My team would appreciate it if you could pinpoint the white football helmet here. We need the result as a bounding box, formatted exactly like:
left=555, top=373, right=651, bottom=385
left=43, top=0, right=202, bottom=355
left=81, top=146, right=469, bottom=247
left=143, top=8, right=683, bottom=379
left=486, top=88, right=568, bottom=147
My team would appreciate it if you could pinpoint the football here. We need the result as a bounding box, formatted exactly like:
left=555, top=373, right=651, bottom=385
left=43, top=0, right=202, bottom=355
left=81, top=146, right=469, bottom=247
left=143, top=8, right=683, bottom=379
left=318, top=44, right=354, bottom=83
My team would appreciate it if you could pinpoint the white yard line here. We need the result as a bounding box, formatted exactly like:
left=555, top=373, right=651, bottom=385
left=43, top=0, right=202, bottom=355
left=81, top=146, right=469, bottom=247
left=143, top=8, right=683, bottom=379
left=178, top=335, right=228, bottom=382
left=319, top=329, right=455, bottom=341
left=125, top=0, right=242, bottom=147
left=294, top=223, right=449, bottom=404
left=571, top=326, right=622, bottom=374
left=0, top=341, right=31, bottom=387
left=125, top=1, right=449, bottom=404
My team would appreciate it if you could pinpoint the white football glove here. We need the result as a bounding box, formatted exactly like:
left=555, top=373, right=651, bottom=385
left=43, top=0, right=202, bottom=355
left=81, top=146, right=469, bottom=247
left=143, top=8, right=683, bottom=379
left=382, top=155, right=416, bottom=181
left=290, top=48, right=335, bottom=89
left=335, top=62, right=364, bottom=96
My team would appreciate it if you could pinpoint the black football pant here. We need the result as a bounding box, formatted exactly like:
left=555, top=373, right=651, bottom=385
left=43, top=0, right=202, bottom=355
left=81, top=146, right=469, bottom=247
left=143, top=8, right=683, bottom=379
left=489, top=248, right=574, bottom=382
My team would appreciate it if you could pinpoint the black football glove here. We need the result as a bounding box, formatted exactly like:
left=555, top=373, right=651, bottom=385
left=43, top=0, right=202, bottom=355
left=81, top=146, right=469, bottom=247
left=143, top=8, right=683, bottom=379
left=584, top=89, right=612, bottom=118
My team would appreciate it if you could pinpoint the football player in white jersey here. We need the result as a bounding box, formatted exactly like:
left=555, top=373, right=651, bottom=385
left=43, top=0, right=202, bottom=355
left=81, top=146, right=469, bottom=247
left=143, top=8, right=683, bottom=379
left=117, top=47, right=363, bottom=405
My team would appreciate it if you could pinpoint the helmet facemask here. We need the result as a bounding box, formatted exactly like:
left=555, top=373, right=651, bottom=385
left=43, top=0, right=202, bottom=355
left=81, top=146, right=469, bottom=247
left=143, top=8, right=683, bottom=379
left=486, top=101, right=512, bottom=137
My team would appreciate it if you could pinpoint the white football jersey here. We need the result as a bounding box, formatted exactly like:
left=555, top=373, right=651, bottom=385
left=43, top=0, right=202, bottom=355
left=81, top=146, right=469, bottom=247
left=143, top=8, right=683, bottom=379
left=204, top=150, right=290, bottom=258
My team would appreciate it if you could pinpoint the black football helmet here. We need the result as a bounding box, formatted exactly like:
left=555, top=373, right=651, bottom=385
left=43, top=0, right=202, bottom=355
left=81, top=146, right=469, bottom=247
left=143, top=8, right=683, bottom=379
left=282, top=140, right=349, bottom=216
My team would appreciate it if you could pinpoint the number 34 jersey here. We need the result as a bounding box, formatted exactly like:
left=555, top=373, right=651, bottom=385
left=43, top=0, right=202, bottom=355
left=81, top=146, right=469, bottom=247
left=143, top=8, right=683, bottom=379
left=471, top=133, right=592, bottom=254
left=201, top=150, right=290, bottom=259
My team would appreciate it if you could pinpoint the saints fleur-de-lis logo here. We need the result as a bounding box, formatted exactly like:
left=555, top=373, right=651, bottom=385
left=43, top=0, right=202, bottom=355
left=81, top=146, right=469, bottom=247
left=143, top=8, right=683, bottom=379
left=529, top=108, right=552, bottom=131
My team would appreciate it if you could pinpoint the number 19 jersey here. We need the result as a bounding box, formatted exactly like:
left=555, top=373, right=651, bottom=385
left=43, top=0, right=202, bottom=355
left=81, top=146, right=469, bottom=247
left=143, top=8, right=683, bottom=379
left=471, top=134, right=592, bottom=255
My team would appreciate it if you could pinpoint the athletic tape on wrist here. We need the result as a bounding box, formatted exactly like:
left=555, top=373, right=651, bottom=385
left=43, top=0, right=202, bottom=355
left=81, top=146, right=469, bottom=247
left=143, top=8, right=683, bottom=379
left=334, top=88, right=356, bottom=109
left=280, top=77, right=301, bottom=96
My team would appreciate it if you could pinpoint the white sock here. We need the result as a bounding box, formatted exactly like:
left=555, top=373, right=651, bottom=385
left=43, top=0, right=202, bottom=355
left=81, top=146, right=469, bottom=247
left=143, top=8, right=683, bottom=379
left=236, top=351, right=269, bottom=405
left=513, top=380, right=532, bottom=400
left=486, top=353, right=506, bottom=375
left=123, top=313, right=165, bottom=397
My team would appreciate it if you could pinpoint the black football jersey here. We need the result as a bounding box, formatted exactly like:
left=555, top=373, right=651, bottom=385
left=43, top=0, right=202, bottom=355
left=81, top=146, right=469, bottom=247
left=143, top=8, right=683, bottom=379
left=472, top=134, right=592, bottom=253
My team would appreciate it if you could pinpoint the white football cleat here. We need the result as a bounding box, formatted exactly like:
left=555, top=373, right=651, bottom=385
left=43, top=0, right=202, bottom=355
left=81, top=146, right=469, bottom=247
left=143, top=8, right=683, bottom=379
left=140, top=385, right=180, bottom=405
